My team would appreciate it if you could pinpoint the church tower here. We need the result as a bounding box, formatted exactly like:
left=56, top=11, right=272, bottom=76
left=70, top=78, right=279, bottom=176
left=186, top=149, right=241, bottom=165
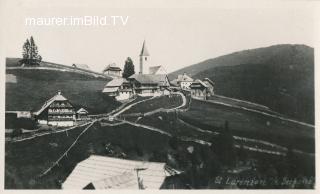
left=139, top=40, right=150, bottom=74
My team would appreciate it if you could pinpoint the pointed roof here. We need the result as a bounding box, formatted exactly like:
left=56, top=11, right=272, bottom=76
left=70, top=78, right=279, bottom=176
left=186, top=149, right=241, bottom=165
left=140, top=40, right=150, bottom=56
left=177, top=73, right=193, bottom=82
left=77, top=108, right=88, bottom=114
left=149, top=66, right=161, bottom=75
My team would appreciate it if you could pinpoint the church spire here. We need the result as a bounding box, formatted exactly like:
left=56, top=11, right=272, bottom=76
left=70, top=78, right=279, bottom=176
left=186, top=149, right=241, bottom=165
left=140, top=40, right=150, bottom=56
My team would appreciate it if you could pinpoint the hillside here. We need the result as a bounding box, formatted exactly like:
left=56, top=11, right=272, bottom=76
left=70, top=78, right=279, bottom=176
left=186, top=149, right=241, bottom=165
left=169, top=44, right=314, bottom=124
left=6, top=58, right=120, bottom=114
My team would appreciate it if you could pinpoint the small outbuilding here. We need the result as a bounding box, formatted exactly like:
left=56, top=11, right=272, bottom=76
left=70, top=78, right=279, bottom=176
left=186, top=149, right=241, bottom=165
left=76, top=108, right=89, bottom=120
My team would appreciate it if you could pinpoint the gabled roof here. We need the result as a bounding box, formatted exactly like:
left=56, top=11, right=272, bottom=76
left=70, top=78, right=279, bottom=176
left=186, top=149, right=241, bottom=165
left=62, top=155, right=181, bottom=189
left=177, top=74, right=193, bottom=82
left=140, top=40, right=150, bottom=56
left=203, top=78, right=214, bottom=87
left=149, top=66, right=162, bottom=75
left=190, top=79, right=209, bottom=88
left=77, top=108, right=88, bottom=114
left=149, top=66, right=167, bottom=75
left=104, top=78, right=127, bottom=87
left=129, top=74, right=169, bottom=86
left=34, top=91, right=69, bottom=115
left=88, top=171, right=138, bottom=189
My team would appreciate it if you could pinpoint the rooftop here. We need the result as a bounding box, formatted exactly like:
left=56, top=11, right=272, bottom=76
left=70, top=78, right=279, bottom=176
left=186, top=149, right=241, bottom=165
left=62, top=155, right=181, bottom=189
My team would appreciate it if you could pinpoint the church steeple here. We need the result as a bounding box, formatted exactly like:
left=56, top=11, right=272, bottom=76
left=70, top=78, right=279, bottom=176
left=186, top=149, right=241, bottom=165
left=140, top=40, right=150, bottom=56
left=139, top=40, right=150, bottom=74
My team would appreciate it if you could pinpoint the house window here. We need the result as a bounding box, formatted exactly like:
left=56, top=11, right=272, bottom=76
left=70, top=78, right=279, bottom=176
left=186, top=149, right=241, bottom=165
left=145, top=57, right=147, bottom=61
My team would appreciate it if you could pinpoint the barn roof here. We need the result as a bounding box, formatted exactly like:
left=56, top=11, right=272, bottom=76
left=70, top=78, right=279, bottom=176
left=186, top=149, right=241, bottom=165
left=104, top=78, right=127, bottom=87
left=89, top=171, right=138, bottom=189
left=129, top=74, right=169, bottom=86
left=62, top=155, right=181, bottom=189
left=102, top=87, right=118, bottom=93
left=34, top=91, right=69, bottom=115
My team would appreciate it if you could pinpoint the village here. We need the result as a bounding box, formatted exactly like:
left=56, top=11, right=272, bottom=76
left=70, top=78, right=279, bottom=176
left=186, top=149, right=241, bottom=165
left=25, top=40, right=215, bottom=128
left=5, top=38, right=315, bottom=190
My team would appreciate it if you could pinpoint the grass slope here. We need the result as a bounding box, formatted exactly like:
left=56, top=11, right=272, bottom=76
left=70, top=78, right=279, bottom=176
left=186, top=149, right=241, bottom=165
left=6, top=68, right=120, bottom=114
left=169, top=44, right=314, bottom=124
left=181, top=99, right=314, bottom=153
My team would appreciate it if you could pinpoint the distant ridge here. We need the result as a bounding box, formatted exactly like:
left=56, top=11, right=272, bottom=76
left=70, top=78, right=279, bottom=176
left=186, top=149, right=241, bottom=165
left=6, top=57, right=111, bottom=79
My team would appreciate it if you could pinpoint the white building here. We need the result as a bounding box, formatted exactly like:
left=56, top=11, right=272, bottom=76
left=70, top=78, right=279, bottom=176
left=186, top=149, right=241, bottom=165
left=102, top=78, right=134, bottom=101
left=172, top=73, right=194, bottom=90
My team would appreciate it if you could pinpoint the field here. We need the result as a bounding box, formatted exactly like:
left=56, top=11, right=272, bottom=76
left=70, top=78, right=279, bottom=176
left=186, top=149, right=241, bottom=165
left=6, top=68, right=120, bottom=114
left=122, top=94, right=183, bottom=115
left=5, top=124, right=89, bottom=189
left=181, top=99, right=314, bottom=153
left=5, top=122, right=173, bottom=189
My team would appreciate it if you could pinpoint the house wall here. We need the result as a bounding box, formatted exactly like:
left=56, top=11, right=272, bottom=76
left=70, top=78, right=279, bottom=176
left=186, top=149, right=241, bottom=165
left=48, top=120, right=74, bottom=127
left=38, top=119, right=48, bottom=125
left=191, top=88, right=207, bottom=100
left=116, top=92, right=133, bottom=101
left=180, top=81, right=193, bottom=90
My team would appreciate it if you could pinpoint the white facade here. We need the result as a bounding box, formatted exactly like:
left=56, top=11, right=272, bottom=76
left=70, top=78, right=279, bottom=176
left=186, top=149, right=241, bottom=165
left=180, top=81, right=193, bottom=90
left=139, top=40, right=150, bottom=74
left=116, top=91, right=133, bottom=101
left=48, top=120, right=74, bottom=127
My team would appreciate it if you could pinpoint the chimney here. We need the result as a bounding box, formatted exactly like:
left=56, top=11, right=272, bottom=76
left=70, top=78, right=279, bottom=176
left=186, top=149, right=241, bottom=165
left=57, top=90, right=62, bottom=95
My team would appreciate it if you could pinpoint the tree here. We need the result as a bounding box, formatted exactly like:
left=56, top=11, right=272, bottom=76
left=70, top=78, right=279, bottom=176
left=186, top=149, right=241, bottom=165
left=122, top=57, right=135, bottom=78
left=20, top=36, right=42, bottom=66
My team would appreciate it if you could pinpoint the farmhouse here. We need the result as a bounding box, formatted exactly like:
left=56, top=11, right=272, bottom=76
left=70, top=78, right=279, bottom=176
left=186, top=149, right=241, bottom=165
left=33, top=91, right=76, bottom=127
left=103, top=63, right=122, bottom=77
left=172, top=73, right=194, bottom=90
left=128, top=74, right=170, bottom=96
left=202, top=78, right=215, bottom=95
left=190, top=79, right=214, bottom=100
left=102, top=78, right=134, bottom=101
left=62, top=155, right=183, bottom=189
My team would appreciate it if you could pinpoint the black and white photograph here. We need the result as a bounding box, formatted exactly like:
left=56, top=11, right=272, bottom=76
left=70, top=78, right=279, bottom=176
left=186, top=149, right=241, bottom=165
left=2, top=0, right=318, bottom=191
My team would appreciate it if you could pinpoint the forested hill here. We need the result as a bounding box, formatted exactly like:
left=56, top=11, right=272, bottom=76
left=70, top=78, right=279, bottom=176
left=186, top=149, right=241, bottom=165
left=169, top=44, right=314, bottom=124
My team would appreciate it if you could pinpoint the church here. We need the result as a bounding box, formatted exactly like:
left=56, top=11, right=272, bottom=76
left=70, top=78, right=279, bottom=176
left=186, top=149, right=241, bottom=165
left=128, top=41, right=170, bottom=96
left=103, top=41, right=171, bottom=100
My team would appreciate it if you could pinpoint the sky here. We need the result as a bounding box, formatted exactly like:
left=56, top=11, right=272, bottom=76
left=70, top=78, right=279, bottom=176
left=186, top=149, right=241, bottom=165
left=2, top=0, right=317, bottom=73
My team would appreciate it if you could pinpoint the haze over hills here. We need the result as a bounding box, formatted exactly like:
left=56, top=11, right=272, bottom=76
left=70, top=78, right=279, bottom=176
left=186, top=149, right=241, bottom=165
left=169, top=44, right=314, bottom=124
